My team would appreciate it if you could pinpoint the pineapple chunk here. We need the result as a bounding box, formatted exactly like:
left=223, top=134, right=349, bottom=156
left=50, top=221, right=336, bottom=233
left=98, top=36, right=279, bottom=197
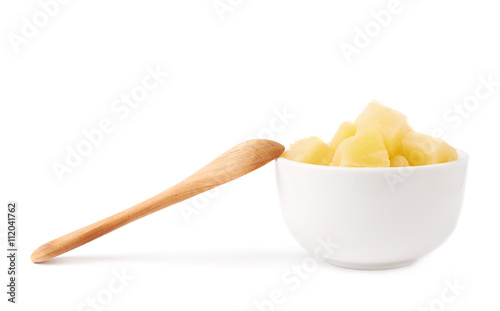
left=281, top=101, right=458, bottom=168
left=329, top=121, right=356, bottom=153
left=355, top=100, right=410, bottom=157
left=281, top=136, right=333, bottom=165
left=390, top=154, right=410, bottom=167
left=402, top=132, right=458, bottom=166
left=330, top=128, right=390, bottom=167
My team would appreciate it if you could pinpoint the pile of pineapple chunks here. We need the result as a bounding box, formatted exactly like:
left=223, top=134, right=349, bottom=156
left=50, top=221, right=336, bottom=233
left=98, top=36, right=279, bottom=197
left=281, top=101, right=458, bottom=167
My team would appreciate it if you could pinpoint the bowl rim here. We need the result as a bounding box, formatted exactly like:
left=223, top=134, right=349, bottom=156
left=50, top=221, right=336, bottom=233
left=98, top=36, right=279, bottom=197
left=276, top=149, right=468, bottom=171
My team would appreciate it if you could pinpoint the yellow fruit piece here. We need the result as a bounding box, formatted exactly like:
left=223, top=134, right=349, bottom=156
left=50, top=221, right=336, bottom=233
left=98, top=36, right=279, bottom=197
left=330, top=128, right=390, bottom=167
left=390, top=154, right=410, bottom=167
left=402, top=132, right=458, bottom=166
left=329, top=121, right=356, bottom=153
left=355, top=100, right=410, bottom=157
left=281, top=136, right=333, bottom=165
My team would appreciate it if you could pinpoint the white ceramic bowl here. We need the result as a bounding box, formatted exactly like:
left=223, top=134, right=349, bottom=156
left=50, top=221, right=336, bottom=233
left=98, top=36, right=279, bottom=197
left=275, top=150, right=468, bottom=269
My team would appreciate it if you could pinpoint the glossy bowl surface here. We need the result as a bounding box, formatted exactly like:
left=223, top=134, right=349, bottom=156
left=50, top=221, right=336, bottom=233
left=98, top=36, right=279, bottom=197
left=275, top=150, right=468, bottom=269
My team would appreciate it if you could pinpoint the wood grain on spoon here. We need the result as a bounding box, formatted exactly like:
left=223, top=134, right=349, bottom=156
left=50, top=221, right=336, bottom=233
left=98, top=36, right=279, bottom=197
left=31, top=139, right=284, bottom=263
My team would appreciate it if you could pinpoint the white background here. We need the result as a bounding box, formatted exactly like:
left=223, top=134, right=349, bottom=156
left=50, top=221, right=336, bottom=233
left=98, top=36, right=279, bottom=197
left=1, top=0, right=499, bottom=310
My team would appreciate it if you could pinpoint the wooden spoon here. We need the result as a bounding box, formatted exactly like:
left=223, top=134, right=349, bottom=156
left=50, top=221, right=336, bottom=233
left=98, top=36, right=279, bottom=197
left=31, top=139, right=284, bottom=263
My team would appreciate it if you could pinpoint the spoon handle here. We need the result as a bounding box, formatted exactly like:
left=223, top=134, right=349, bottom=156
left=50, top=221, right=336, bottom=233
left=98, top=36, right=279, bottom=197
left=31, top=139, right=284, bottom=263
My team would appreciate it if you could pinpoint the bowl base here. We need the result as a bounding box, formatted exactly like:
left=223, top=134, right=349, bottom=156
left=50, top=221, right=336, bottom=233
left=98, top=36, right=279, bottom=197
left=325, top=258, right=417, bottom=270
